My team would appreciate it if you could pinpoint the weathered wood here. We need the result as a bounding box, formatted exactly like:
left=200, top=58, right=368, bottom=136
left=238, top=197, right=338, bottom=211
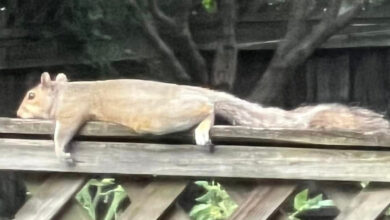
left=3, top=139, right=390, bottom=181
left=14, top=174, right=86, bottom=220
left=119, top=177, right=190, bottom=220
left=119, top=178, right=150, bottom=200
left=321, top=182, right=361, bottom=211
left=228, top=181, right=296, bottom=220
left=352, top=49, right=388, bottom=112
left=119, top=179, right=188, bottom=220
left=335, top=184, right=390, bottom=220
left=160, top=203, right=191, bottom=220
left=55, top=199, right=91, bottom=220
left=223, top=181, right=256, bottom=205
left=2, top=118, right=390, bottom=148
left=306, top=52, right=350, bottom=103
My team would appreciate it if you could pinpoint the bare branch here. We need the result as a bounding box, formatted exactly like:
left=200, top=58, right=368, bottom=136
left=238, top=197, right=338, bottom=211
left=275, top=0, right=315, bottom=59
left=156, top=0, right=208, bottom=84
left=147, top=0, right=176, bottom=28
left=250, top=0, right=363, bottom=105
left=284, top=0, right=362, bottom=65
left=129, top=0, right=191, bottom=82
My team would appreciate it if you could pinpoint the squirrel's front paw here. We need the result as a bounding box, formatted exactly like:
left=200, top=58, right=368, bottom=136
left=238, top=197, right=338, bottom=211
left=56, top=151, right=74, bottom=164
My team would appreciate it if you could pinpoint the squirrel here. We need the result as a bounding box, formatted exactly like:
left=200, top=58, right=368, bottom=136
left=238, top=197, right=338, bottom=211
left=17, top=72, right=390, bottom=163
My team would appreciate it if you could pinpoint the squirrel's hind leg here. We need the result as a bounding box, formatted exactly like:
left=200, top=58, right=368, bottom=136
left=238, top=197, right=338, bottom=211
left=194, top=113, right=215, bottom=153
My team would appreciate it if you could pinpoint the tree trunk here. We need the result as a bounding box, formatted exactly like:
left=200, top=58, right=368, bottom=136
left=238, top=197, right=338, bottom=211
left=249, top=0, right=362, bottom=106
left=249, top=59, right=295, bottom=106
left=211, top=0, right=237, bottom=91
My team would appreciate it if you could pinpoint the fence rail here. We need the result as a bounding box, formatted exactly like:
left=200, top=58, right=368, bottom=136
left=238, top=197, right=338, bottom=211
left=2, top=117, right=390, bottom=220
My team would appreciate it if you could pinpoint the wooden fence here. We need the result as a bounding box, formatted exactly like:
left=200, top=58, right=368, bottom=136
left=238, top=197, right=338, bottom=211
left=2, top=117, right=390, bottom=219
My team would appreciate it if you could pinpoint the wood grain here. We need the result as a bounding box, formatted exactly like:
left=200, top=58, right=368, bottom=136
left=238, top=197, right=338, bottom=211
left=321, top=182, right=361, bottom=212
left=335, top=184, right=390, bottom=220
left=228, top=181, right=296, bottom=220
left=14, top=173, right=86, bottom=220
left=2, top=139, right=390, bottom=181
left=2, top=117, right=390, bottom=148
left=119, top=179, right=188, bottom=220
left=160, top=203, right=191, bottom=220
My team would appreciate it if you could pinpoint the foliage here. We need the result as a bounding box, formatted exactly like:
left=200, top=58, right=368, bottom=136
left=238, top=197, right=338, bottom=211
left=360, top=181, right=370, bottom=189
left=6, top=0, right=136, bottom=73
left=202, top=0, right=217, bottom=13
left=75, top=178, right=128, bottom=220
left=189, top=181, right=237, bottom=220
left=385, top=206, right=390, bottom=216
left=288, top=189, right=335, bottom=220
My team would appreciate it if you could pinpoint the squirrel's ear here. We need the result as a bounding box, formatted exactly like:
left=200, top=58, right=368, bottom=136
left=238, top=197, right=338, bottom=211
left=55, top=73, right=68, bottom=83
left=41, top=72, right=52, bottom=87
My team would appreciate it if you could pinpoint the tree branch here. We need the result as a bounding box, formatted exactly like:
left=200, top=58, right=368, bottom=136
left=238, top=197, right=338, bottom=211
left=275, top=0, right=315, bottom=59
left=129, top=0, right=191, bottom=82
left=284, top=0, right=362, bottom=66
left=249, top=0, right=363, bottom=105
left=147, top=0, right=176, bottom=28
left=151, top=0, right=208, bottom=84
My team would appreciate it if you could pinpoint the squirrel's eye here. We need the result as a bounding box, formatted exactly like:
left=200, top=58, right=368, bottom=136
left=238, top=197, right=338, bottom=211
left=28, top=92, right=35, bottom=100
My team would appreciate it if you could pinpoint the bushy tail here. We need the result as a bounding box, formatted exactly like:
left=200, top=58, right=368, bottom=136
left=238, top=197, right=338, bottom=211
left=205, top=91, right=298, bottom=128
left=205, top=90, right=390, bottom=133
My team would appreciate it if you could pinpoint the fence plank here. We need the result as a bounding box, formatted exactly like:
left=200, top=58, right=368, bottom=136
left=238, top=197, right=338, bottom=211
left=119, top=179, right=188, bottom=220
left=335, top=184, right=390, bottom=220
left=1, top=118, right=390, bottom=147
left=160, top=203, right=190, bottom=220
left=4, top=139, right=390, bottom=181
left=306, top=52, right=350, bottom=103
left=224, top=181, right=256, bottom=205
left=321, top=182, right=361, bottom=211
left=228, top=181, right=296, bottom=220
left=14, top=174, right=86, bottom=220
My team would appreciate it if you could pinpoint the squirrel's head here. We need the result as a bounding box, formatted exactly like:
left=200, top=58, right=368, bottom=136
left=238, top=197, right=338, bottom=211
left=17, top=72, right=68, bottom=119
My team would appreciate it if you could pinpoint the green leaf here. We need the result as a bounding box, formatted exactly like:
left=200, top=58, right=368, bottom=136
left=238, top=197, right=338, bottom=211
left=103, top=185, right=128, bottom=220
left=195, top=181, right=210, bottom=188
left=294, top=189, right=308, bottom=210
left=75, top=183, right=96, bottom=220
left=201, top=0, right=217, bottom=13
left=317, top=199, right=335, bottom=207
left=189, top=204, right=213, bottom=217
left=360, top=181, right=370, bottom=189
left=288, top=216, right=301, bottom=220
left=385, top=206, right=390, bottom=216
left=196, top=191, right=213, bottom=203
left=307, top=194, right=323, bottom=206
left=190, top=181, right=237, bottom=220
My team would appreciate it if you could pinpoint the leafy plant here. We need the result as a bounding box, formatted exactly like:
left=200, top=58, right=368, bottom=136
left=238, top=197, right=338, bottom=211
left=75, top=178, right=128, bottom=220
left=288, top=189, right=335, bottom=220
left=360, top=181, right=370, bottom=189
left=202, top=0, right=217, bottom=13
left=385, top=206, right=390, bottom=216
left=189, top=181, right=237, bottom=220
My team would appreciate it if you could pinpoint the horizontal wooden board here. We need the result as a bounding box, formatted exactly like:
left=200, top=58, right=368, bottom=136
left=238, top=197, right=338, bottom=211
left=1, top=118, right=390, bottom=148
left=2, top=138, right=390, bottom=182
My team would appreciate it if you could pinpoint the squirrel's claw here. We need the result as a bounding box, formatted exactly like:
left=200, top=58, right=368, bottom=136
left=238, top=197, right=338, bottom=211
left=56, top=151, right=74, bottom=164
